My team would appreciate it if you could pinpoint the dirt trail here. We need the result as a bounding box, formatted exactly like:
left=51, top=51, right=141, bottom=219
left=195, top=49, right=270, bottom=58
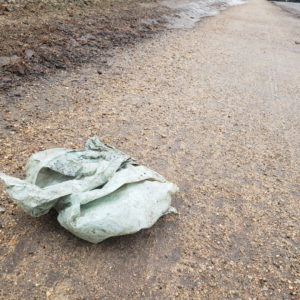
left=1, top=0, right=300, bottom=298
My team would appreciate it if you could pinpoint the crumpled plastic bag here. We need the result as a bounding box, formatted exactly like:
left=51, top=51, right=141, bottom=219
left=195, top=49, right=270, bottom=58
left=0, top=137, right=178, bottom=243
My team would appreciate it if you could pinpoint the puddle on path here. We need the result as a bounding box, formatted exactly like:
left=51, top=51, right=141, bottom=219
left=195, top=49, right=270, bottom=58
left=142, top=0, right=246, bottom=29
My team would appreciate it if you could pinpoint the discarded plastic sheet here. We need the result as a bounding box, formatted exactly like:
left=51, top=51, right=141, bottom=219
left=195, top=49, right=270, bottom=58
left=0, top=137, right=178, bottom=243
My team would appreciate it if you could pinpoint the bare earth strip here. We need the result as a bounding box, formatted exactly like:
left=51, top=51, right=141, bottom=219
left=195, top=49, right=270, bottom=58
left=1, top=0, right=300, bottom=298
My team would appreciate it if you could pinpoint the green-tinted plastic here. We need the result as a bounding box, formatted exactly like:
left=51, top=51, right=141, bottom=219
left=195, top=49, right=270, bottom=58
left=0, top=137, right=178, bottom=243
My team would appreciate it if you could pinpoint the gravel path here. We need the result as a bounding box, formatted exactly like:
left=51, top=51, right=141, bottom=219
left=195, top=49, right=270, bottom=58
left=1, top=0, right=300, bottom=298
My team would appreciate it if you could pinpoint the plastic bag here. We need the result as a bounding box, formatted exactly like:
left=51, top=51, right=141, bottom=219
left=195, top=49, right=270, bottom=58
left=0, top=137, right=178, bottom=243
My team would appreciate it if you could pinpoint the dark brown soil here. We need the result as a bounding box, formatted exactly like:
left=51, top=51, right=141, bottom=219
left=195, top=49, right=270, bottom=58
left=0, top=0, right=167, bottom=92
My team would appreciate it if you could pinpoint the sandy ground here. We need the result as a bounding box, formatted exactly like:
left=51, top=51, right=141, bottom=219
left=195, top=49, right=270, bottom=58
left=1, top=0, right=300, bottom=299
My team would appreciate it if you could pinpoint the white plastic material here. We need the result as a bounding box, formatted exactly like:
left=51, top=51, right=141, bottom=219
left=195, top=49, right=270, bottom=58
left=0, top=137, right=178, bottom=243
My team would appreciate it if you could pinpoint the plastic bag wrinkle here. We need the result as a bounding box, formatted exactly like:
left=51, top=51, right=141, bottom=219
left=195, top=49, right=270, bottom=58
left=0, top=137, right=178, bottom=243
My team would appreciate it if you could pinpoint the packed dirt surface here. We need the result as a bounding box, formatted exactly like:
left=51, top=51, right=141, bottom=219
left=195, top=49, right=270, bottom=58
left=1, top=0, right=300, bottom=298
